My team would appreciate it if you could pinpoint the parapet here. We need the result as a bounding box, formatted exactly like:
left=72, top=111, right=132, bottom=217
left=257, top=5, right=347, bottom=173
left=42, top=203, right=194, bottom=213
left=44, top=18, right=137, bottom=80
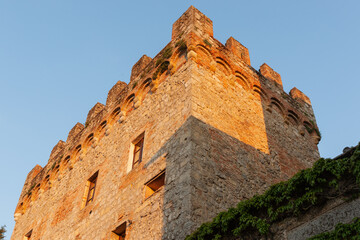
left=172, top=6, right=213, bottom=40
left=290, top=87, right=312, bottom=105
left=130, top=55, right=152, bottom=85
left=66, top=122, right=84, bottom=144
left=49, top=140, right=65, bottom=161
left=15, top=6, right=321, bottom=222
left=25, top=165, right=43, bottom=185
left=225, top=37, right=250, bottom=65
left=106, top=81, right=128, bottom=107
left=260, top=63, right=283, bottom=87
left=86, top=102, right=105, bottom=126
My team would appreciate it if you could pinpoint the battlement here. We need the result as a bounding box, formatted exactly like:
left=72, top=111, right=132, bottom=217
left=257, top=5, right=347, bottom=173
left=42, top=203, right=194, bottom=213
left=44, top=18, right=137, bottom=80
left=172, top=5, right=213, bottom=40
left=12, top=6, right=320, bottom=240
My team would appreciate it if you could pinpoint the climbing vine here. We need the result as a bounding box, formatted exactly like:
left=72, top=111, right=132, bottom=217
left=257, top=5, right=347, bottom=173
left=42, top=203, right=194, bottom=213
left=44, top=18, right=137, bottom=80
left=185, top=144, right=360, bottom=240
left=308, top=217, right=360, bottom=240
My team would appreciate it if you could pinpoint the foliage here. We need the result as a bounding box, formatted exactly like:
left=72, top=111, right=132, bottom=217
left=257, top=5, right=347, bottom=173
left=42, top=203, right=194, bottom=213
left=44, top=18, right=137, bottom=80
left=153, top=45, right=173, bottom=80
left=305, top=120, right=321, bottom=138
left=185, top=143, right=360, bottom=240
left=152, top=61, right=170, bottom=80
left=308, top=217, right=360, bottom=240
left=175, top=39, right=187, bottom=54
left=155, top=46, right=173, bottom=67
left=0, top=225, right=5, bottom=240
left=203, top=39, right=212, bottom=48
left=27, top=183, right=36, bottom=196
left=132, top=81, right=138, bottom=89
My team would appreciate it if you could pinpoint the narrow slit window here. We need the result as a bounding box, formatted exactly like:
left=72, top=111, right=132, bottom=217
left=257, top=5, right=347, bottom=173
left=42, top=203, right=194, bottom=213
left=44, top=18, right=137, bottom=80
left=24, top=229, right=32, bottom=240
left=112, top=222, right=126, bottom=240
left=86, top=171, right=98, bottom=205
left=145, top=170, right=165, bottom=198
left=132, top=134, right=144, bottom=167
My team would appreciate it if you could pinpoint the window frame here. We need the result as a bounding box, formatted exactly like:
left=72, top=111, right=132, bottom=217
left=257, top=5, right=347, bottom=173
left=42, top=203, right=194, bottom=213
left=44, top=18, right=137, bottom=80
left=86, top=171, right=98, bottom=205
left=132, top=137, right=144, bottom=167
left=24, top=229, right=32, bottom=240
left=144, top=170, right=165, bottom=199
left=112, top=222, right=126, bottom=240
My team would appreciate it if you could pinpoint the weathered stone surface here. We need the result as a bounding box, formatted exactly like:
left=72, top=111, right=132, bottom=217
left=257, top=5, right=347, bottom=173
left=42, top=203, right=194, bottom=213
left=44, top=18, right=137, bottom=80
left=130, top=55, right=152, bottom=85
left=287, top=198, right=360, bottom=239
left=106, top=80, right=128, bottom=107
left=225, top=37, right=251, bottom=65
left=49, top=140, right=65, bottom=162
left=290, top=87, right=312, bottom=105
left=172, top=5, right=213, bottom=40
left=260, top=63, right=283, bottom=87
left=12, top=6, right=321, bottom=240
left=86, top=102, right=105, bottom=126
left=66, top=122, right=84, bottom=144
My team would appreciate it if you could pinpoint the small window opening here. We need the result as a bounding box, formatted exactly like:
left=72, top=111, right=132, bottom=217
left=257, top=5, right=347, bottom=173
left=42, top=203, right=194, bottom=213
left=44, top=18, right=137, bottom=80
left=74, top=145, right=82, bottom=160
left=97, top=121, right=107, bottom=138
left=145, top=170, right=165, bottom=198
left=54, top=165, right=60, bottom=176
left=24, top=229, right=32, bottom=239
left=112, top=222, right=126, bottom=240
left=132, top=134, right=144, bottom=167
left=75, top=145, right=82, bottom=153
left=63, top=156, right=70, bottom=166
left=110, top=107, right=121, bottom=124
left=44, top=175, right=50, bottom=186
left=85, top=134, right=94, bottom=148
left=124, top=94, right=135, bottom=113
left=86, top=171, right=98, bottom=206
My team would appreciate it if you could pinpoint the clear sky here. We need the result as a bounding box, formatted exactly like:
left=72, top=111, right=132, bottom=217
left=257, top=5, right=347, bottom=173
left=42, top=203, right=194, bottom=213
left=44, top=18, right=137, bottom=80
left=1, top=1, right=359, bottom=239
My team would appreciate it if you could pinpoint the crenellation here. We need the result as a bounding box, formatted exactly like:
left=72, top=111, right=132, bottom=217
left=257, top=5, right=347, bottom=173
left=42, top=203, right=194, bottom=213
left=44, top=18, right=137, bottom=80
left=290, top=87, right=312, bottom=105
left=85, top=102, right=105, bottom=127
left=172, top=6, right=213, bottom=41
left=106, top=80, right=128, bottom=107
left=12, top=6, right=322, bottom=240
left=259, top=63, right=283, bottom=87
left=225, top=37, right=251, bottom=65
left=49, top=140, right=65, bottom=162
left=66, top=122, right=85, bottom=144
left=130, top=55, right=152, bottom=85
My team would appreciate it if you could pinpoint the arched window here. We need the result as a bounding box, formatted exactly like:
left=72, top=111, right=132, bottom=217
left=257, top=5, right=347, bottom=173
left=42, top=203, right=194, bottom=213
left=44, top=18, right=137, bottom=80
left=109, top=107, right=121, bottom=124
left=97, top=121, right=107, bottom=139
left=84, top=133, right=94, bottom=148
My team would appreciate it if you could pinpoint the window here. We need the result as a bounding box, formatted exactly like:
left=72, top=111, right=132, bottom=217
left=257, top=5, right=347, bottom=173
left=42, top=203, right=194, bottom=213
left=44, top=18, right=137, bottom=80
left=97, top=121, right=107, bottom=139
left=84, top=134, right=94, bottom=148
left=144, top=170, right=165, bottom=198
left=44, top=175, right=50, bottom=188
left=132, top=134, right=144, bottom=167
left=86, top=171, right=98, bottom=206
left=112, top=222, right=126, bottom=240
left=24, top=229, right=32, bottom=240
left=74, top=145, right=82, bottom=160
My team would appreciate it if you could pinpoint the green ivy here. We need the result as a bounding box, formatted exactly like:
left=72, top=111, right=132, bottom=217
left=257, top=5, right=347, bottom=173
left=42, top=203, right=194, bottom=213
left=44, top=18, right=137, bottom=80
left=153, top=45, right=173, bottom=80
left=185, top=143, right=360, bottom=240
left=308, top=217, right=360, bottom=240
left=175, top=39, right=187, bottom=54
left=203, top=39, right=212, bottom=48
left=152, top=61, right=170, bottom=80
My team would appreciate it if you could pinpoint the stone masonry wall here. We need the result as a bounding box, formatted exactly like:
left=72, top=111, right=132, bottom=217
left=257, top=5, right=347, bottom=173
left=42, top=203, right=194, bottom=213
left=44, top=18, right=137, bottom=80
left=11, top=56, right=193, bottom=239
left=12, top=6, right=321, bottom=240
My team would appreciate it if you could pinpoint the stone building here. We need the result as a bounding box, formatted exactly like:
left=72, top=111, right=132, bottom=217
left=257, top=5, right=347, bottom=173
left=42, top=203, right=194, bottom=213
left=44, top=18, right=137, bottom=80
left=11, top=6, right=320, bottom=240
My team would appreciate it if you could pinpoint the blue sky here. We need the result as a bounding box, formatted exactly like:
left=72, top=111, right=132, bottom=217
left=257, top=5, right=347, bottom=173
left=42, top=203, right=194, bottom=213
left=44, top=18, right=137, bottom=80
left=1, top=1, right=359, bottom=238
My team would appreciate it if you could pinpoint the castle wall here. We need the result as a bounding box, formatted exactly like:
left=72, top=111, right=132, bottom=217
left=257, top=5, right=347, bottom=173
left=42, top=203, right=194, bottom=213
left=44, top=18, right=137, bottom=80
left=12, top=6, right=322, bottom=240
left=11, top=60, right=193, bottom=240
left=185, top=34, right=320, bottom=233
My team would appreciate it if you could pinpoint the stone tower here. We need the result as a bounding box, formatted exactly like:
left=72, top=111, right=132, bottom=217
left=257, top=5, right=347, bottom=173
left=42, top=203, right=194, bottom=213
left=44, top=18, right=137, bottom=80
left=11, top=6, right=320, bottom=240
